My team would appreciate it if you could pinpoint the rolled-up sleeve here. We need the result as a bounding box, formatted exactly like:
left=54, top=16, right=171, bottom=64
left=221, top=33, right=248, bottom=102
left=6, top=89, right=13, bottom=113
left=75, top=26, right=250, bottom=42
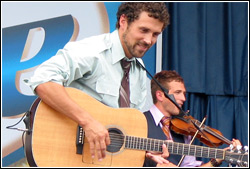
left=24, top=30, right=148, bottom=109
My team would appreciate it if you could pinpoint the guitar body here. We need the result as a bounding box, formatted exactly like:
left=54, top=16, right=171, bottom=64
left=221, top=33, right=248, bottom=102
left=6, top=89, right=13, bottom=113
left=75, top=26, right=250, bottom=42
left=25, top=87, right=147, bottom=167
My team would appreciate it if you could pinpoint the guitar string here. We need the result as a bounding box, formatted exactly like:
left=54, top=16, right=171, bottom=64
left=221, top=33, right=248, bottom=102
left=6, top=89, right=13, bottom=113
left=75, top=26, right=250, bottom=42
left=108, top=132, right=221, bottom=151
left=104, top=133, right=246, bottom=163
left=105, top=144, right=245, bottom=165
left=107, top=133, right=224, bottom=156
left=77, top=132, right=246, bottom=165
left=107, top=132, right=245, bottom=153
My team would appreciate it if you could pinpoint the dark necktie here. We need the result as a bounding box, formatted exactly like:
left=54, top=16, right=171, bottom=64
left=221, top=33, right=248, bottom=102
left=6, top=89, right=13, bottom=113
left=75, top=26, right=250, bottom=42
left=119, top=59, right=131, bottom=107
left=160, top=116, right=172, bottom=140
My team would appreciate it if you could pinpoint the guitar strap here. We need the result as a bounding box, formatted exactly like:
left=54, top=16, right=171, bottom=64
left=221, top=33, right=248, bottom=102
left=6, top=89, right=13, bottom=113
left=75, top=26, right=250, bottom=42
left=23, top=97, right=41, bottom=167
left=24, top=97, right=41, bottom=135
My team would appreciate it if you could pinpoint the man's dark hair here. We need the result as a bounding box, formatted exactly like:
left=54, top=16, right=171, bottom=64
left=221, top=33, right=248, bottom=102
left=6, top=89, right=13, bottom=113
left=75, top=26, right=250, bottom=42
left=116, top=2, right=170, bottom=31
left=151, top=70, right=184, bottom=104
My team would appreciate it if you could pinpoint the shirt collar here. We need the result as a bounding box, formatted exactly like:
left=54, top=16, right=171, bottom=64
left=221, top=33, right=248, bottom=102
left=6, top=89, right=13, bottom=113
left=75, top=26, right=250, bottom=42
left=110, top=29, right=136, bottom=64
left=149, top=104, right=165, bottom=127
left=110, top=29, right=125, bottom=64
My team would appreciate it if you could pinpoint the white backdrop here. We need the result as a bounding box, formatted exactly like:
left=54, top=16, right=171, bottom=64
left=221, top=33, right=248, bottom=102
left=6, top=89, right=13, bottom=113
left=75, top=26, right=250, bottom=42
left=2, top=1, right=109, bottom=165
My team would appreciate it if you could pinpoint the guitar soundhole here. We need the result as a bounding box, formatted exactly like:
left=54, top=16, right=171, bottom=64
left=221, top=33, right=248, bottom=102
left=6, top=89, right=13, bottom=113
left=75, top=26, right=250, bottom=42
left=107, top=128, right=124, bottom=153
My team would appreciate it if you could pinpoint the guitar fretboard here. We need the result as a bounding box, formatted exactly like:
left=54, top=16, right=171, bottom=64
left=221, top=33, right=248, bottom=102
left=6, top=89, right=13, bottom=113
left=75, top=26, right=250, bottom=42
left=125, top=136, right=225, bottom=159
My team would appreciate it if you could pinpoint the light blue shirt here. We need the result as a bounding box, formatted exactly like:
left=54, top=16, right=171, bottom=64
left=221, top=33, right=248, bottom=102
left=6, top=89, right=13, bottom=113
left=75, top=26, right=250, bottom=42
left=149, top=105, right=203, bottom=167
left=25, top=30, right=147, bottom=110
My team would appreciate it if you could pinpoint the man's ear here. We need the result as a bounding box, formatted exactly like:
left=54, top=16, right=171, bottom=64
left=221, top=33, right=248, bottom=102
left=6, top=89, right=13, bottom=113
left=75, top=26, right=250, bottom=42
left=156, top=90, right=164, bottom=102
left=119, top=14, right=128, bottom=30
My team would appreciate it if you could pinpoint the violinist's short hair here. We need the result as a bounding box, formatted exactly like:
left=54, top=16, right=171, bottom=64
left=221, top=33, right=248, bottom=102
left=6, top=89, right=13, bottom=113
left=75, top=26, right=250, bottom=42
left=151, top=70, right=184, bottom=104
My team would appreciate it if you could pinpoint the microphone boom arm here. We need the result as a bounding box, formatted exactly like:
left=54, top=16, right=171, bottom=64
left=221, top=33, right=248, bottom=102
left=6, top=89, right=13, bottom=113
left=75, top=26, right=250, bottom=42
left=135, top=59, right=186, bottom=115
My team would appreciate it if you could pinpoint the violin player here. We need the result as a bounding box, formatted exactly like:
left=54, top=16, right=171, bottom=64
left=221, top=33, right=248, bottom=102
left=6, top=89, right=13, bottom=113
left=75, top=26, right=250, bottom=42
left=143, top=70, right=242, bottom=167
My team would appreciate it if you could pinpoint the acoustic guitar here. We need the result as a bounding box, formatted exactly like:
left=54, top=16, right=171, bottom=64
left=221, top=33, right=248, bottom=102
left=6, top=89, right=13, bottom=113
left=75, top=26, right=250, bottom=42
left=24, top=87, right=248, bottom=167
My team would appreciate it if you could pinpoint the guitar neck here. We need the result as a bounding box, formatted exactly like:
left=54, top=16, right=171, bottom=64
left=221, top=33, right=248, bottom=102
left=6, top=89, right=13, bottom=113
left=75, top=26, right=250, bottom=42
left=125, top=136, right=225, bottom=159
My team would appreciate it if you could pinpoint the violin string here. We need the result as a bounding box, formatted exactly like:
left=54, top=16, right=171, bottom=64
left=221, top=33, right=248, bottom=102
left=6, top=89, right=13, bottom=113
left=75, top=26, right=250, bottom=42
left=204, top=127, right=232, bottom=144
left=194, top=120, right=232, bottom=145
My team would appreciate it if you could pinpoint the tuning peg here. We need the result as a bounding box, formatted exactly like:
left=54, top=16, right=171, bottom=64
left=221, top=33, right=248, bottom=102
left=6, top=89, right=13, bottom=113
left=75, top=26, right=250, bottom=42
left=236, top=145, right=242, bottom=153
left=236, top=145, right=242, bottom=149
left=230, top=144, right=234, bottom=152
left=244, top=146, right=248, bottom=152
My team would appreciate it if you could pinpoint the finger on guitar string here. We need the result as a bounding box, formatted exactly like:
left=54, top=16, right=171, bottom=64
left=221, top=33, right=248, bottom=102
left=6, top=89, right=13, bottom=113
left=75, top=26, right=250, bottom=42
left=88, top=140, right=95, bottom=159
left=146, top=152, right=169, bottom=165
left=145, top=144, right=170, bottom=165
left=161, top=144, right=169, bottom=159
left=100, top=136, right=108, bottom=160
left=105, top=132, right=111, bottom=146
left=94, top=139, right=104, bottom=161
left=93, top=129, right=111, bottom=161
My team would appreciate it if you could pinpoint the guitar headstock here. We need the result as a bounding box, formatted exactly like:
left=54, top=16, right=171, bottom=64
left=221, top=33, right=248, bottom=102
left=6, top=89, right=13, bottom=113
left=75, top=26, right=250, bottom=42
left=224, top=145, right=248, bottom=167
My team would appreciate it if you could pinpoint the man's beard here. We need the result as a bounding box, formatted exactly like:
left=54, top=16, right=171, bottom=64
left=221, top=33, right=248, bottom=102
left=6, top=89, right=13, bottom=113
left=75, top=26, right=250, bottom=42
left=122, top=30, right=150, bottom=58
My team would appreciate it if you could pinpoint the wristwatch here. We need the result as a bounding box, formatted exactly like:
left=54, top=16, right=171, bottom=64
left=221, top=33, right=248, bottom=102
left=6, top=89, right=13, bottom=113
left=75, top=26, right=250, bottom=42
left=210, top=158, right=222, bottom=167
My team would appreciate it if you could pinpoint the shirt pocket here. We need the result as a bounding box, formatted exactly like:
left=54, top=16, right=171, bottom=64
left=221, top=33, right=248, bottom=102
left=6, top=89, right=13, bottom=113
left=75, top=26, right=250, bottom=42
left=130, top=86, right=145, bottom=106
left=96, top=78, right=119, bottom=97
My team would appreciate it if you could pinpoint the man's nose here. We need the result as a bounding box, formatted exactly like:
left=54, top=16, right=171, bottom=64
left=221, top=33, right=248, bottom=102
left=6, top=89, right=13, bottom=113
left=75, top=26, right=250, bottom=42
left=143, top=34, right=153, bottom=46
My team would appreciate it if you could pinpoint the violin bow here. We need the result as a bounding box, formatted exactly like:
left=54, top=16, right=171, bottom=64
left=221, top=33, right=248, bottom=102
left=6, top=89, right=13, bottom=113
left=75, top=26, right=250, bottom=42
left=177, top=116, right=207, bottom=166
left=135, top=59, right=237, bottom=165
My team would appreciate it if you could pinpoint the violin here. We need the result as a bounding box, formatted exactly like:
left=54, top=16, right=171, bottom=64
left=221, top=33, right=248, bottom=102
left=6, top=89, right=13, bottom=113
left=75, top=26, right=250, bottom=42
left=170, top=112, right=232, bottom=147
left=135, top=60, right=233, bottom=148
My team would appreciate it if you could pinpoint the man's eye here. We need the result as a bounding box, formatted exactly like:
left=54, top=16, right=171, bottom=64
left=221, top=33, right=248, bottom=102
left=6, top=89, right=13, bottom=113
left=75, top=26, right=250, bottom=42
left=153, top=33, right=160, bottom=37
left=141, top=29, right=148, bottom=33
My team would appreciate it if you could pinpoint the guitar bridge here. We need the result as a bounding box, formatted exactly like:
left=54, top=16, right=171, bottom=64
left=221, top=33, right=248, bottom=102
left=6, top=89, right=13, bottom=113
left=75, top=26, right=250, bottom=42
left=76, top=125, right=84, bottom=154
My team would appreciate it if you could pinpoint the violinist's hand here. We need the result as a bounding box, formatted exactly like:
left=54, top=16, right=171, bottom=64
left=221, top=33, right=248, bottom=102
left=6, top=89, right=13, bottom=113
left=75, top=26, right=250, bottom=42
left=216, top=138, right=242, bottom=164
left=146, top=144, right=170, bottom=165
left=230, top=138, right=242, bottom=149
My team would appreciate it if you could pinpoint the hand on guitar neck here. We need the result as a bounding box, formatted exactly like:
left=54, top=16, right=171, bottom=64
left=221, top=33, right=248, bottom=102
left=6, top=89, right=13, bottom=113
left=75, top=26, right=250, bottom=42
left=147, top=138, right=244, bottom=167
left=146, top=142, right=171, bottom=165
left=146, top=142, right=178, bottom=167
